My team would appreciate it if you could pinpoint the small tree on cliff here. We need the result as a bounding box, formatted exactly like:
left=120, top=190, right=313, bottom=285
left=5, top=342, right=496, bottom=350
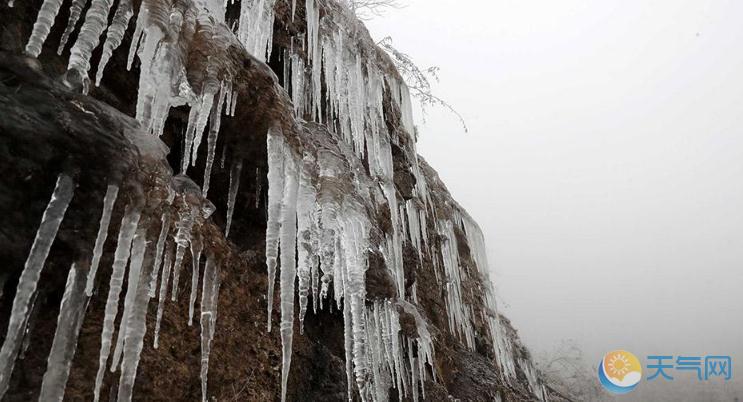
left=377, top=36, right=468, bottom=133
left=344, top=0, right=405, bottom=20
left=536, top=339, right=603, bottom=400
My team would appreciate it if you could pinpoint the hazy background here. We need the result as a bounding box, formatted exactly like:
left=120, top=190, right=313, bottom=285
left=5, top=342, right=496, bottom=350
left=367, top=0, right=743, bottom=399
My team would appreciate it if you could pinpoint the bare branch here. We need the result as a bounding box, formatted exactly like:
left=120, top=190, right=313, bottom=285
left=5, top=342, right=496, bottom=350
left=341, top=0, right=405, bottom=20
left=377, top=36, right=468, bottom=133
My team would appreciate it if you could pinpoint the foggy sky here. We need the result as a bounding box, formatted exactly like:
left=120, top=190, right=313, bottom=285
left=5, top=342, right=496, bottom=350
left=367, top=1, right=743, bottom=399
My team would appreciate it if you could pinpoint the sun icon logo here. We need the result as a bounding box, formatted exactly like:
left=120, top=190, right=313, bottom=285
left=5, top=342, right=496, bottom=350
left=597, top=350, right=642, bottom=394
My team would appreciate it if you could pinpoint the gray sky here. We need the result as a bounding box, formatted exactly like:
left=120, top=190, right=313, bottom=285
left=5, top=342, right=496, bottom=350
left=367, top=0, right=743, bottom=398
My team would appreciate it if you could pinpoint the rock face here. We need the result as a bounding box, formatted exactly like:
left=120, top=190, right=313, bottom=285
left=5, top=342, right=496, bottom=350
left=0, top=0, right=564, bottom=401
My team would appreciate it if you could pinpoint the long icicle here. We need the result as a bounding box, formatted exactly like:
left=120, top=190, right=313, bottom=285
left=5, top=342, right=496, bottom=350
left=265, top=129, right=285, bottom=332
left=154, top=241, right=175, bottom=348
left=224, top=160, right=242, bottom=237
left=24, top=0, right=65, bottom=57
left=0, top=174, right=74, bottom=398
left=200, top=255, right=221, bottom=402
left=202, top=83, right=228, bottom=198
left=148, top=213, right=171, bottom=298
left=279, top=147, right=299, bottom=402
left=38, top=263, right=89, bottom=402
left=188, top=234, right=203, bottom=326
left=110, top=229, right=147, bottom=371
left=67, top=0, right=115, bottom=92
left=57, top=0, right=88, bottom=54
left=94, top=0, right=133, bottom=86
left=92, top=205, right=141, bottom=402
left=85, top=184, right=120, bottom=296
left=116, top=234, right=155, bottom=402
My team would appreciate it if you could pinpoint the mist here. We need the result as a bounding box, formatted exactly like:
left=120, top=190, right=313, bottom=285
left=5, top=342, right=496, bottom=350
left=368, top=0, right=743, bottom=399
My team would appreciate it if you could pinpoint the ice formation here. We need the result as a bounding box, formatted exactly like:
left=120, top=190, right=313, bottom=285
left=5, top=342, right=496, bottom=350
left=188, top=232, right=204, bottom=325
left=149, top=212, right=172, bottom=298
left=93, top=205, right=141, bottom=402
left=10, top=0, right=550, bottom=399
left=110, top=229, right=147, bottom=371
left=154, top=239, right=175, bottom=348
left=199, top=255, right=221, bottom=402
left=24, top=0, right=64, bottom=57
left=224, top=160, right=242, bottom=237
left=116, top=233, right=157, bottom=402
left=0, top=174, right=74, bottom=398
left=264, top=126, right=440, bottom=401
left=38, top=264, right=88, bottom=402
left=85, top=184, right=120, bottom=296
left=237, top=0, right=277, bottom=61
left=56, top=0, right=87, bottom=54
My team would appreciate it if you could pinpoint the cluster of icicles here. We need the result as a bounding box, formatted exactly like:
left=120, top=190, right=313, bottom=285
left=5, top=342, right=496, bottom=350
left=0, top=174, right=221, bottom=402
left=265, top=130, right=436, bottom=402
left=15, top=0, right=548, bottom=399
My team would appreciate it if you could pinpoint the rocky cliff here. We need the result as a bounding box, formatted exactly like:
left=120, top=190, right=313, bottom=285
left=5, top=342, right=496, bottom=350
left=0, top=0, right=562, bottom=400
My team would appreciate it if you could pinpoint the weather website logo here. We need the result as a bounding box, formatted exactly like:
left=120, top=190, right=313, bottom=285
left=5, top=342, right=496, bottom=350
left=598, top=350, right=643, bottom=394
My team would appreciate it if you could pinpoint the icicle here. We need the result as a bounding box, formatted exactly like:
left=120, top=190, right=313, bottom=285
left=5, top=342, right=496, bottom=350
left=116, top=234, right=157, bottom=402
left=237, top=0, right=277, bottom=62
left=190, top=87, right=219, bottom=169
left=67, top=0, right=116, bottom=90
left=0, top=174, right=74, bottom=398
left=230, top=90, right=238, bottom=116
left=92, top=206, right=141, bottom=402
left=57, top=0, right=88, bottom=54
left=110, top=229, right=147, bottom=371
left=224, top=160, right=242, bottom=237
left=171, top=200, right=196, bottom=301
left=202, top=82, right=229, bottom=197
left=38, top=263, right=88, bottom=402
left=344, top=295, right=353, bottom=402
left=154, top=241, right=175, bottom=349
left=182, top=90, right=217, bottom=173
left=305, top=0, right=322, bottom=121
left=86, top=184, right=120, bottom=296
left=265, top=128, right=285, bottom=332
left=200, top=255, right=221, bottom=402
left=188, top=233, right=203, bottom=326
left=25, top=0, right=65, bottom=57
left=296, top=153, right=317, bottom=330
left=95, top=0, right=133, bottom=85
left=148, top=213, right=171, bottom=298
left=278, top=145, right=299, bottom=402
